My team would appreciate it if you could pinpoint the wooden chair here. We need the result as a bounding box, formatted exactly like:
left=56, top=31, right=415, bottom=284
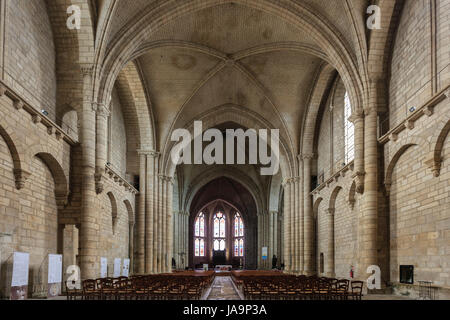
left=82, top=279, right=99, bottom=300
left=349, top=281, right=364, bottom=300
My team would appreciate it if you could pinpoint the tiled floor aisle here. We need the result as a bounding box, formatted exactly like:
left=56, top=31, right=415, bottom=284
left=206, top=276, right=242, bottom=300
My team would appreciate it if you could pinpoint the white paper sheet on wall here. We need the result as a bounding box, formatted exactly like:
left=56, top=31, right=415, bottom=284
left=113, top=258, right=121, bottom=277
left=48, top=254, right=62, bottom=284
left=100, top=257, right=108, bottom=278
left=11, top=252, right=29, bottom=287
left=122, top=259, right=130, bottom=277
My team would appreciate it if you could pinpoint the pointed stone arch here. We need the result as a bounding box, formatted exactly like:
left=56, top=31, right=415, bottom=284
left=430, top=119, right=450, bottom=177
left=0, top=124, right=26, bottom=189
left=385, top=144, right=417, bottom=196
left=107, top=191, right=118, bottom=235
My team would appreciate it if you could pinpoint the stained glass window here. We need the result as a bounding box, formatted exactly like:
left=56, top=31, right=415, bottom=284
left=233, top=212, right=244, bottom=257
left=195, top=239, right=199, bottom=257
left=214, top=240, right=219, bottom=251
left=344, top=92, right=355, bottom=164
left=194, top=212, right=206, bottom=257
left=213, top=212, right=226, bottom=251
left=200, top=239, right=204, bottom=256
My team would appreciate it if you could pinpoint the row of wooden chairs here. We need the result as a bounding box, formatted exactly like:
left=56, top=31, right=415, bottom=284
left=239, top=275, right=364, bottom=300
left=66, top=273, right=214, bottom=300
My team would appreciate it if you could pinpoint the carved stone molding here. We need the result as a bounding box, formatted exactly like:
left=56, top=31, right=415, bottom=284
left=80, top=64, right=94, bottom=77
left=351, top=171, right=365, bottom=194
left=13, top=169, right=31, bottom=190
left=13, top=100, right=23, bottom=110
left=301, top=153, right=315, bottom=161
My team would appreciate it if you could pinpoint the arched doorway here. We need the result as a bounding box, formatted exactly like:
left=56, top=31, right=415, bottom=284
left=188, top=177, right=257, bottom=269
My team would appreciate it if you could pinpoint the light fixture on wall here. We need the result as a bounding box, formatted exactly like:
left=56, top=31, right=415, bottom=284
left=107, top=162, right=111, bottom=166
left=41, top=109, right=49, bottom=116
left=409, top=106, right=416, bottom=113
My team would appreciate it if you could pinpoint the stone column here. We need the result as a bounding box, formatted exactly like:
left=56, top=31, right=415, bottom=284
left=136, top=151, right=146, bottom=274
left=326, top=208, right=335, bottom=277
left=303, top=154, right=314, bottom=275
left=257, top=213, right=262, bottom=268
left=185, top=211, right=189, bottom=268
left=272, top=211, right=278, bottom=263
left=298, top=156, right=304, bottom=274
left=173, top=211, right=178, bottom=269
left=360, top=81, right=379, bottom=278
left=152, top=153, right=160, bottom=272
left=157, top=175, right=163, bottom=273
left=291, top=177, right=300, bottom=273
left=166, top=176, right=174, bottom=272
left=269, top=211, right=274, bottom=268
left=282, top=178, right=291, bottom=271
left=78, top=64, right=100, bottom=280
left=94, top=102, right=110, bottom=194
left=350, top=111, right=365, bottom=193
left=145, top=153, right=155, bottom=274
left=128, top=221, right=134, bottom=274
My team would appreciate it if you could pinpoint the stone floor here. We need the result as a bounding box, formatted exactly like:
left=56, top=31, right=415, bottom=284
left=206, top=276, right=242, bottom=300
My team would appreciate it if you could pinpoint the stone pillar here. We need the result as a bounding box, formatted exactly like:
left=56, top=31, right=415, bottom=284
left=136, top=152, right=146, bottom=274
left=272, top=211, right=278, bottom=263
left=360, top=82, right=379, bottom=278
left=257, top=213, right=261, bottom=268
left=173, top=211, right=178, bottom=269
left=157, top=175, right=163, bottom=273
left=152, top=154, right=160, bottom=272
left=303, top=154, right=314, bottom=275
left=78, top=64, right=100, bottom=280
left=185, top=211, right=189, bottom=268
left=94, top=102, right=110, bottom=194
left=282, top=178, right=292, bottom=271
left=350, top=111, right=365, bottom=193
left=128, top=221, right=134, bottom=274
left=269, top=211, right=274, bottom=268
left=326, top=208, right=335, bottom=277
left=295, top=177, right=302, bottom=273
left=298, top=156, right=304, bottom=274
left=145, top=153, right=155, bottom=273
left=166, top=176, right=174, bottom=272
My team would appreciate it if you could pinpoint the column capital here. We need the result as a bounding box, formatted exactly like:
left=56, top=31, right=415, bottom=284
left=301, top=153, right=315, bottom=161
left=159, top=174, right=174, bottom=185
left=80, top=63, right=94, bottom=76
left=137, top=149, right=160, bottom=158
left=95, top=102, right=110, bottom=118
left=348, top=110, right=365, bottom=123
left=327, top=208, right=335, bottom=216
left=282, top=177, right=294, bottom=187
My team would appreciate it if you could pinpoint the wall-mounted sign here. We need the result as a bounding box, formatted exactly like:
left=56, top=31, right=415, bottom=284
left=48, top=254, right=62, bottom=297
left=113, top=258, right=121, bottom=277
left=262, top=247, right=268, bottom=260
left=122, top=259, right=130, bottom=277
left=11, top=252, right=29, bottom=300
left=100, top=257, right=108, bottom=278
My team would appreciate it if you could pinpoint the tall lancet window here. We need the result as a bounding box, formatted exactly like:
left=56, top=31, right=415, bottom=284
left=344, top=91, right=355, bottom=164
left=233, top=212, right=244, bottom=257
left=194, top=212, right=205, bottom=257
left=213, top=212, right=226, bottom=251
